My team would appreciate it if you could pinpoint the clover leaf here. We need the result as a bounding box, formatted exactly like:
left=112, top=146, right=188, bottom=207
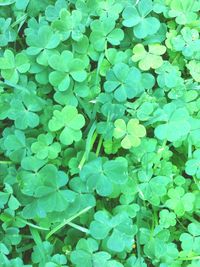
left=122, top=0, right=160, bottom=38
left=154, top=104, right=191, bottom=142
left=155, top=62, right=182, bottom=89
left=171, top=27, right=200, bottom=58
left=32, top=241, right=68, bottom=267
left=180, top=223, right=200, bottom=254
left=90, top=18, right=124, bottom=52
left=132, top=43, right=166, bottom=70
left=165, top=187, right=195, bottom=216
left=96, top=0, right=123, bottom=21
left=186, top=60, right=200, bottom=83
left=0, top=50, right=30, bottom=83
left=19, top=162, right=76, bottom=218
left=168, top=0, right=199, bottom=25
left=104, top=63, right=144, bottom=102
left=45, top=0, right=67, bottom=22
left=89, top=211, right=137, bottom=253
left=48, top=105, right=85, bottom=145
left=185, top=149, right=200, bottom=179
left=52, top=9, right=85, bottom=41
left=7, top=98, right=41, bottom=130
left=48, top=50, right=87, bottom=91
left=80, top=157, right=128, bottom=197
left=0, top=18, right=16, bottom=47
left=71, top=238, right=123, bottom=267
left=159, top=209, right=176, bottom=228
left=138, top=175, right=171, bottom=205
left=26, top=25, right=60, bottom=57
left=31, top=133, right=61, bottom=160
left=2, top=129, right=29, bottom=163
left=113, top=118, right=146, bottom=149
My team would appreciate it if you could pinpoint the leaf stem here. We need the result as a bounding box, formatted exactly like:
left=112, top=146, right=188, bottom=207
left=78, top=122, right=97, bottom=170
left=67, top=222, right=90, bottom=234
left=46, top=206, right=92, bottom=240
left=136, top=197, right=142, bottom=266
left=0, top=160, right=12, bottom=164
left=17, top=217, right=49, bottom=231
left=192, top=175, right=200, bottom=190
left=185, top=214, right=200, bottom=225
left=96, top=135, right=103, bottom=157
left=178, top=255, right=200, bottom=261
left=188, top=140, right=192, bottom=158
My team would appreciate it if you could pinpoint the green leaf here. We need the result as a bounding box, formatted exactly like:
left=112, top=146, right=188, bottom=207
left=132, top=44, right=166, bottom=70
left=113, top=118, right=146, bottom=149
left=31, top=133, right=61, bottom=160
left=80, top=157, right=128, bottom=197
left=122, top=0, right=160, bottom=38
left=48, top=105, right=85, bottom=145
left=154, top=104, right=191, bottom=142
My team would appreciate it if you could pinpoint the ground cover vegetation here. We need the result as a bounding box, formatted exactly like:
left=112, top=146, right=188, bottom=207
left=0, top=0, right=200, bottom=266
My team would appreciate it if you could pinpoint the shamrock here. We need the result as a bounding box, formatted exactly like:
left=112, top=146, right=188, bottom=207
left=103, top=139, right=121, bottom=155
left=48, top=105, right=85, bottom=145
left=180, top=223, right=200, bottom=254
left=138, top=175, right=171, bottom=205
left=0, top=183, right=20, bottom=210
left=2, top=129, right=29, bottom=163
left=122, top=0, right=160, bottom=38
left=32, top=241, right=68, bottom=267
left=31, top=133, right=61, bottom=160
left=80, top=157, right=128, bottom=197
left=0, top=50, right=30, bottom=83
left=113, top=118, right=146, bottom=149
left=154, top=104, right=191, bottom=142
left=165, top=187, right=195, bottom=216
left=89, top=211, right=137, bottom=253
left=104, top=63, right=143, bottom=102
left=125, top=256, right=147, bottom=267
left=52, top=8, right=85, bottom=41
left=90, top=18, right=124, bottom=52
left=45, top=0, right=67, bottom=22
left=26, top=25, right=60, bottom=57
left=48, top=50, right=87, bottom=91
left=155, top=62, right=182, bottom=89
left=144, top=235, right=179, bottom=264
left=7, top=97, right=42, bottom=130
left=186, top=60, right=200, bottom=83
left=136, top=102, right=155, bottom=121
left=168, top=0, right=199, bottom=25
left=19, top=159, right=76, bottom=218
left=159, top=210, right=176, bottom=228
left=96, top=0, right=123, bottom=20
left=185, top=150, right=200, bottom=179
left=171, top=27, right=200, bottom=58
left=132, top=44, right=166, bottom=70
left=71, top=238, right=123, bottom=267
left=0, top=18, right=16, bottom=46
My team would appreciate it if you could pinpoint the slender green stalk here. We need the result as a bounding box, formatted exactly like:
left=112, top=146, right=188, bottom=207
left=30, top=228, right=46, bottom=264
left=67, top=222, right=90, bottom=234
left=0, top=161, right=12, bottom=164
left=185, top=214, right=200, bottom=225
left=178, top=255, right=200, bottom=261
left=96, top=135, right=103, bottom=157
left=18, top=217, right=49, bottom=231
left=136, top=197, right=142, bottom=266
left=188, top=140, right=192, bottom=159
left=192, top=175, right=200, bottom=190
left=46, top=206, right=92, bottom=240
left=78, top=122, right=97, bottom=170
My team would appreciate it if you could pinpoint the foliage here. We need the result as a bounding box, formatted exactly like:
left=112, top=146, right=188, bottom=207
left=0, top=0, right=200, bottom=266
